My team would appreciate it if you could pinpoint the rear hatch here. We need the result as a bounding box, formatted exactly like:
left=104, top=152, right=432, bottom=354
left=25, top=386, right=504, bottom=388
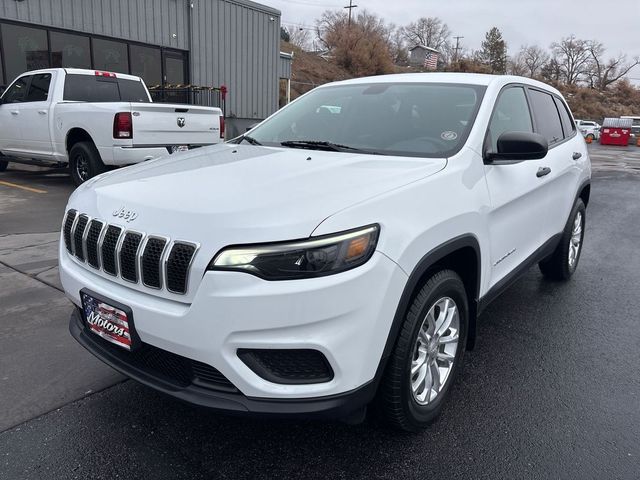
left=130, top=103, right=222, bottom=147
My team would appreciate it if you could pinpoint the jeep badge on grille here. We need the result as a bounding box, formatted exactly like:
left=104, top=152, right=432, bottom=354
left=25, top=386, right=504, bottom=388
left=112, top=207, right=138, bottom=223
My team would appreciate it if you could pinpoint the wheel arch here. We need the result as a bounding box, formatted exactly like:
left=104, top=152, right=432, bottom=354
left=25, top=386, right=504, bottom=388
left=372, top=235, right=481, bottom=392
left=66, top=128, right=96, bottom=154
left=578, top=180, right=591, bottom=207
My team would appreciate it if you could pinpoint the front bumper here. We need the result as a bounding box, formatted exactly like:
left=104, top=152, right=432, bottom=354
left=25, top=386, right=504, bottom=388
left=69, top=308, right=377, bottom=417
left=60, top=244, right=407, bottom=405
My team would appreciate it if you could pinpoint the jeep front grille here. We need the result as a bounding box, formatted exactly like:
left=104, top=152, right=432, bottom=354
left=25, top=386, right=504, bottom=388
left=63, top=210, right=198, bottom=295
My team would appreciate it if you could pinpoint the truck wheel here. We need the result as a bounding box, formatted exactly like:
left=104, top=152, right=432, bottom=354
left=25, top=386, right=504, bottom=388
left=379, top=270, right=468, bottom=432
left=69, top=141, right=106, bottom=186
left=539, top=199, right=586, bottom=281
left=0, top=159, right=8, bottom=172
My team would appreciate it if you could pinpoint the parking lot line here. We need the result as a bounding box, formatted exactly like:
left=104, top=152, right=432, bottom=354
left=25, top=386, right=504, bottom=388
left=0, top=180, right=47, bottom=194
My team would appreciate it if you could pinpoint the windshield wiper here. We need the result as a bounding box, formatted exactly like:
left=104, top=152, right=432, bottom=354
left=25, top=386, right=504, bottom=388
left=280, top=140, right=366, bottom=153
left=240, top=135, right=262, bottom=146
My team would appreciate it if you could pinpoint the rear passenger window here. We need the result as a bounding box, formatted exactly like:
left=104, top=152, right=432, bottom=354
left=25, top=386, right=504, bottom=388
left=487, top=87, right=533, bottom=152
left=25, top=73, right=51, bottom=102
left=528, top=89, right=564, bottom=145
left=553, top=97, right=576, bottom=138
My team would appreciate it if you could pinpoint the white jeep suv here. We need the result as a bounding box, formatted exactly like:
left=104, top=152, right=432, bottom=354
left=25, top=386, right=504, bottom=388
left=60, top=73, right=591, bottom=431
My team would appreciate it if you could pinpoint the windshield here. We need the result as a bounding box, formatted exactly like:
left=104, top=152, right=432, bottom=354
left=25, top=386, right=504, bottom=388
left=247, top=82, right=486, bottom=158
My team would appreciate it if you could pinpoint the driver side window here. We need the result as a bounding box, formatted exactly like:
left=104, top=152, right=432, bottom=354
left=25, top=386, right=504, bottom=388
left=487, top=87, right=533, bottom=152
left=2, top=76, right=30, bottom=104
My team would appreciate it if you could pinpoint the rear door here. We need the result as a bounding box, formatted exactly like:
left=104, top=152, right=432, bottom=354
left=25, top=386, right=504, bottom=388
left=484, top=85, right=550, bottom=287
left=527, top=89, right=583, bottom=238
left=17, top=72, right=55, bottom=158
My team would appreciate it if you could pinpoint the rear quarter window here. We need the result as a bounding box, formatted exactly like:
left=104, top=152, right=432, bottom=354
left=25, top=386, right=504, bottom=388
left=554, top=96, right=576, bottom=138
left=63, top=74, right=149, bottom=103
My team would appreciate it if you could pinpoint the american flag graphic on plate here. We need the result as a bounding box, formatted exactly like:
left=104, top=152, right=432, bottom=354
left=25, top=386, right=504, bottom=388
left=82, top=293, right=132, bottom=350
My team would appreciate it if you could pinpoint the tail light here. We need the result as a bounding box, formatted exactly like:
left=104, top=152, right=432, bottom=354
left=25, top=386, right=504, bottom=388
left=113, top=112, right=133, bottom=139
left=219, top=116, right=225, bottom=140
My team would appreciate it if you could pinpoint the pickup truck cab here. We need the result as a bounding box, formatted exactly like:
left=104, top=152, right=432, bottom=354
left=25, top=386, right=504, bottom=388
left=575, top=119, right=601, bottom=141
left=0, top=68, right=224, bottom=184
left=60, top=73, right=590, bottom=431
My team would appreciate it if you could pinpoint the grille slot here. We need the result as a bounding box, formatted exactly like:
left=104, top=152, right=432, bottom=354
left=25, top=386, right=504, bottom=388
left=141, top=237, right=167, bottom=289
left=166, top=242, right=197, bottom=294
left=101, top=226, right=123, bottom=276
left=192, top=361, right=238, bottom=392
left=119, top=232, right=143, bottom=283
left=85, top=220, right=104, bottom=269
left=73, top=215, right=89, bottom=261
left=63, top=210, right=77, bottom=253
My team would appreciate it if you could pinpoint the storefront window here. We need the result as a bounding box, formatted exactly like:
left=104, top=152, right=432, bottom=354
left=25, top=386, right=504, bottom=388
left=1, top=23, right=49, bottom=82
left=93, top=38, right=128, bottom=74
left=130, top=45, right=162, bottom=86
left=50, top=31, right=91, bottom=69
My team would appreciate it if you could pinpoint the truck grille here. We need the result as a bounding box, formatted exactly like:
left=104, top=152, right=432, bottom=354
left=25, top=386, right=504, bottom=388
left=63, top=210, right=198, bottom=295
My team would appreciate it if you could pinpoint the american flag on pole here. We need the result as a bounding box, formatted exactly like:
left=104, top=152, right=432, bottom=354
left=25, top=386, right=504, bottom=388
left=424, top=50, right=439, bottom=70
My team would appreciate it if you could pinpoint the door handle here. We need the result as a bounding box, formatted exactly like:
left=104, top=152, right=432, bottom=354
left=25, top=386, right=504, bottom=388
left=572, top=152, right=582, bottom=160
left=38, top=110, right=47, bottom=115
left=536, top=167, right=551, bottom=178
left=10, top=110, right=19, bottom=115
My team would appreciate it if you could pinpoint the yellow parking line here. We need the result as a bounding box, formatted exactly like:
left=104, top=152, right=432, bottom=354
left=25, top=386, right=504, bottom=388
left=0, top=180, right=47, bottom=194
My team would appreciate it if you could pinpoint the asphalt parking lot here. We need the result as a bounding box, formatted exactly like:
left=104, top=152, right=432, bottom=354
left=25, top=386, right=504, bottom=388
left=1, top=144, right=639, bottom=479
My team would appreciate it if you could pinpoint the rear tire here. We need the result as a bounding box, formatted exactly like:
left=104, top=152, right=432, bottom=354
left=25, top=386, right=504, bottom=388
left=0, top=159, right=8, bottom=172
left=539, top=199, right=586, bottom=281
left=379, top=270, right=468, bottom=432
left=69, top=141, right=106, bottom=186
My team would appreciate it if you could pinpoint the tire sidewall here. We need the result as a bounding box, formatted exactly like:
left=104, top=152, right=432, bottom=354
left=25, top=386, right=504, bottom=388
left=566, top=200, right=586, bottom=276
left=69, top=142, right=103, bottom=186
left=402, top=274, right=469, bottom=425
left=0, top=159, right=8, bottom=172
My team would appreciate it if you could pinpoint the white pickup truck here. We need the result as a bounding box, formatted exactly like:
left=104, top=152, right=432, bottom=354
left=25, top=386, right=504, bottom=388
left=0, top=68, right=224, bottom=184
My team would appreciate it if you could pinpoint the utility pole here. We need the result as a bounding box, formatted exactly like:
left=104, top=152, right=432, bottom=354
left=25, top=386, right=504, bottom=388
left=344, top=0, right=358, bottom=27
left=453, top=35, right=464, bottom=63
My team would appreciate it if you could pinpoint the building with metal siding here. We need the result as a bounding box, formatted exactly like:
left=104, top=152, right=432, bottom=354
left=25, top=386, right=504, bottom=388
left=0, top=0, right=287, bottom=136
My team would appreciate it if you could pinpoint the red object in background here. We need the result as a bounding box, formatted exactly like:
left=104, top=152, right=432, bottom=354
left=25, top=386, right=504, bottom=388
left=600, top=118, right=633, bottom=146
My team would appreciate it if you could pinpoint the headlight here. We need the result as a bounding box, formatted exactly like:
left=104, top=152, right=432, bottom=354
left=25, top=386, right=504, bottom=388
left=208, top=224, right=379, bottom=280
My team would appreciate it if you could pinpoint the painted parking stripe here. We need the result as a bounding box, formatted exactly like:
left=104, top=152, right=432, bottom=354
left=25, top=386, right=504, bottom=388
left=0, top=180, right=47, bottom=194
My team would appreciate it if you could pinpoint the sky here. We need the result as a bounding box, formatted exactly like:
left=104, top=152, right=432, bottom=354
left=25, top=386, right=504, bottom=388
left=267, top=0, right=640, bottom=81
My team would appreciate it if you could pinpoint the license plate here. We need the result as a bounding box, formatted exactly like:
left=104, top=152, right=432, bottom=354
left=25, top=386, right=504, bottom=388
left=81, top=290, right=138, bottom=351
left=170, top=145, right=189, bottom=154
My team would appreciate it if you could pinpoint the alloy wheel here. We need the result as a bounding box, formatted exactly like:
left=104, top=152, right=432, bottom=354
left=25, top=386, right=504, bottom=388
left=568, top=211, right=583, bottom=268
left=410, top=297, right=460, bottom=405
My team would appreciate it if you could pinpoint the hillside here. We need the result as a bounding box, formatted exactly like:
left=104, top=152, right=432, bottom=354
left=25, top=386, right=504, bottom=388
left=282, top=41, right=640, bottom=122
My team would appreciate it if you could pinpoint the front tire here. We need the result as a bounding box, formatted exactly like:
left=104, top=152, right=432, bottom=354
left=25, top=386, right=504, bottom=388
left=379, top=270, right=468, bottom=432
left=69, top=141, right=106, bottom=186
left=539, top=199, right=586, bottom=280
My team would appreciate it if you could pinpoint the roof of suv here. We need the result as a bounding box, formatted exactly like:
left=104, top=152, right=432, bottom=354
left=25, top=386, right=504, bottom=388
left=327, top=72, right=563, bottom=96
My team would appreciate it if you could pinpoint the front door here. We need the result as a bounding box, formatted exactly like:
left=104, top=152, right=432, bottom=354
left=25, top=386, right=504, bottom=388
left=0, top=75, right=30, bottom=155
left=483, top=86, right=549, bottom=289
left=16, top=72, right=54, bottom=158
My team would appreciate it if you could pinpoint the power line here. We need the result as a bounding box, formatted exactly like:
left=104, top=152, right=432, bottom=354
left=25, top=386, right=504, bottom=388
left=453, top=36, right=464, bottom=62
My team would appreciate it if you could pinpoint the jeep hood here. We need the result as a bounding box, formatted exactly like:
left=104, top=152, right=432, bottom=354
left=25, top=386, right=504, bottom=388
left=72, top=144, right=446, bottom=243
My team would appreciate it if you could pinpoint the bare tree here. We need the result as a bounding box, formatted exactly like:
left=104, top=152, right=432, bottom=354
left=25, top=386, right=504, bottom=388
left=402, top=17, right=451, bottom=50
left=551, top=35, right=592, bottom=85
left=316, top=10, right=395, bottom=76
left=289, top=27, right=312, bottom=50
left=507, top=52, right=528, bottom=76
left=587, top=41, right=640, bottom=90
left=540, top=57, right=563, bottom=83
left=389, top=24, right=409, bottom=65
left=520, top=45, right=549, bottom=78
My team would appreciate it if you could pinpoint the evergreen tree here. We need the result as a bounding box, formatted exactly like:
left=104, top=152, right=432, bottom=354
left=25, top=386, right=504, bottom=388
left=479, top=27, right=507, bottom=74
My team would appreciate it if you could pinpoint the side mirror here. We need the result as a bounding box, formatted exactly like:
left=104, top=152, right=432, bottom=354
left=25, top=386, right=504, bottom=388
left=485, top=131, right=548, bottom=164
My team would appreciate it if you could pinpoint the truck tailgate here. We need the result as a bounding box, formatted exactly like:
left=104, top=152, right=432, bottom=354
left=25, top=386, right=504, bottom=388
left=130, top=103, right=222, bottom=146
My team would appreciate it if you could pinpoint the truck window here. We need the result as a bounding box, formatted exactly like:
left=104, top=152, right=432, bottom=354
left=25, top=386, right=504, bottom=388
left=63, top=74, right=150, bottom=103
left=2, top=76, right=29, bottom=103
left=25, top=73, right=52, bottom=102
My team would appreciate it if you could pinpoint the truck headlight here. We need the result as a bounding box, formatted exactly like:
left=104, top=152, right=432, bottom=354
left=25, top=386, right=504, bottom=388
left=208, top=225, right=379, bottom=280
